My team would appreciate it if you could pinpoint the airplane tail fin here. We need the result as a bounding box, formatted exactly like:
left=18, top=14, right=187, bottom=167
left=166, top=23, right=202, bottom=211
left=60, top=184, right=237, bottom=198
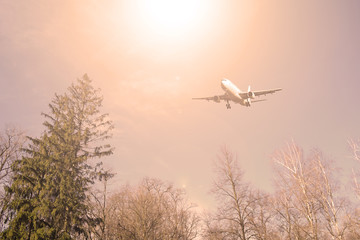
left=248, top=85, right=251, bottom=92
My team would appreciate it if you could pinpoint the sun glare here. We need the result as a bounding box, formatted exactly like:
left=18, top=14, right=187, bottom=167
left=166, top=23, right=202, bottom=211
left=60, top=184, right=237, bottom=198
left=136, top=0, right=205, bottom=37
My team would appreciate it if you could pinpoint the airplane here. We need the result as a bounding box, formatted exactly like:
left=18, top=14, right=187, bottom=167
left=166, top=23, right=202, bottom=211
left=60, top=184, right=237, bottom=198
left=192, top=79, right=282, bottom=109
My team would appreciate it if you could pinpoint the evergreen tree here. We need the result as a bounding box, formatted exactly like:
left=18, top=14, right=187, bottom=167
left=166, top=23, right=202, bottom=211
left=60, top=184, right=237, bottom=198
left=2, top=75, right=113, bottom=239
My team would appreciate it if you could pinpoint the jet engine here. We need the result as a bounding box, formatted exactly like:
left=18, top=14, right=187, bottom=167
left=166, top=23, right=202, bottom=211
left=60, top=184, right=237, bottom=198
left=245, top=98, right=251, bottom=107
left=246, top=85, right=255, bottom=99
left=247, top=91, right=255, bottom=99
left=213, top=95, right=221, bottom=103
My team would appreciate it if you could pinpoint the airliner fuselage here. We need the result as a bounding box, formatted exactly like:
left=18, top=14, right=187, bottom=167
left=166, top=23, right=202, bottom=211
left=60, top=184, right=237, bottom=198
left=193, top=78, right=282, bottom=109
left=220, top=79, right=248, bottom=106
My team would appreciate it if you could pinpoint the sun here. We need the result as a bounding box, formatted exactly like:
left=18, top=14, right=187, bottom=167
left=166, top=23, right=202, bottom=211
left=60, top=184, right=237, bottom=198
left=136, top=0, right=205, bottom=37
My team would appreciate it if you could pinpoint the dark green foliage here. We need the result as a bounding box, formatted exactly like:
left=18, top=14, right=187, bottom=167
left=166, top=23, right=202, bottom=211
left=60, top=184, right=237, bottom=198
left=2, top=75, right=113, bottom=239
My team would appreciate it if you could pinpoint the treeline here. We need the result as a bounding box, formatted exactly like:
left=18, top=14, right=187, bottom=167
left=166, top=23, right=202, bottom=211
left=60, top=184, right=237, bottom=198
left=203, top=145, right=360, bottom=240
left=1, top=75, right=360, bottom=239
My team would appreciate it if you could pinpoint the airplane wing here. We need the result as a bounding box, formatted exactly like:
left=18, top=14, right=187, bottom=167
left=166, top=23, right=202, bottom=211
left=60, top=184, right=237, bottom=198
left=253, top=88, right=282, bottom=97
left=192, top=94, right=229, bottom=102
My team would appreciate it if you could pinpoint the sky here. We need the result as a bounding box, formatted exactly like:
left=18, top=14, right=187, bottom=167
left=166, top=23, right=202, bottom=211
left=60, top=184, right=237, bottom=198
left=1, top=0, right=360, bottom=209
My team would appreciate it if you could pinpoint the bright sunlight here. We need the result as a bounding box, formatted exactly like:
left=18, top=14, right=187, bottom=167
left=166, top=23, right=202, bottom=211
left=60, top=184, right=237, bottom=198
left=136, top=0, right=207, bottom=37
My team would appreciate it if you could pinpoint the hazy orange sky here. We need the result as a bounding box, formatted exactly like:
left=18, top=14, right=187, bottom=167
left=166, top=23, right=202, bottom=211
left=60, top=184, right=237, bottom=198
left=1, top=0, right=360, bottom=208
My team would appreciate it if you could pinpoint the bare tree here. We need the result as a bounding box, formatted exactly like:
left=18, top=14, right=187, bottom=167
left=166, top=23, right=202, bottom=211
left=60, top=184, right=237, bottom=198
left=248, top=191, right=280, bottom=240
left=0, top=127, right=24, bottom=186
left=106, top=178, right=200, bottom=240
left=273, top=141, right=323, bottom=239
left=347, top=139, right=360, bottom=239
left=85, top=170, right=115, bottom=240
left=0, top=127, right=24, bottom=231
left=345, top=208, right=360, bottom=240
left=202, top=211, right=228, bottom=240
left=204, top=146, right=260, bottom=240
left=272, top=187, right=304, bottom=240
left=349, top=139, right=360, bottom=199
left=312, top=151, right=348, bottom=239
left=273, top=141, right=348, bottom=240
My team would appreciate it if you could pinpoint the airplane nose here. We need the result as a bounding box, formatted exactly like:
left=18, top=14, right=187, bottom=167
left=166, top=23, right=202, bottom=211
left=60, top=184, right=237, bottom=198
left=221, top=79, right=228, bottom=86
left=221, top=80, right=226, bottom=89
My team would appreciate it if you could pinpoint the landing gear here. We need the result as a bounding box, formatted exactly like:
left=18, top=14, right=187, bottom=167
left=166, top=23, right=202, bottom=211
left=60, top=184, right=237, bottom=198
left=226, top=101, right=231, bottom=109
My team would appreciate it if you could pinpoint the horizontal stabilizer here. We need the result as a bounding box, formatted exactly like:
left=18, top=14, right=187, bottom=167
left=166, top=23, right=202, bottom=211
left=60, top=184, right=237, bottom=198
left=252, top=99, right=267, bottom=103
